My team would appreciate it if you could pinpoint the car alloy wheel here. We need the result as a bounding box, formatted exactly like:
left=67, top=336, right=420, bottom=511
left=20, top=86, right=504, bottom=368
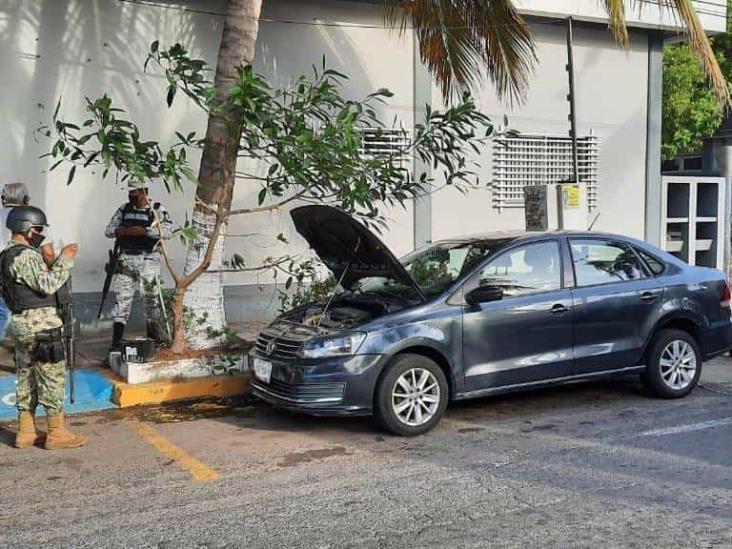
left=642, top=328, right=701, bottom=399
left=659, top=339, right=697, bottom=391
left=391, top=367, right=441, bottom=427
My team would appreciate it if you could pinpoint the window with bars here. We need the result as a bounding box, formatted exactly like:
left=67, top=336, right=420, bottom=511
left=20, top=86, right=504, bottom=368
left=492, top=134, right=599, bottom=210
left=358, top=128, right=411, bottom=165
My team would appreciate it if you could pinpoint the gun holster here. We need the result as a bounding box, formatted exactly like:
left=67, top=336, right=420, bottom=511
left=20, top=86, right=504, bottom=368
left=33, top=328, right=65, bottom=363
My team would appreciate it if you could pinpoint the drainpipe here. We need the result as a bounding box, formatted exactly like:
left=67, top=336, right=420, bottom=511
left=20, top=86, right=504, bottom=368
left=413, top=29, right=432, bottom=248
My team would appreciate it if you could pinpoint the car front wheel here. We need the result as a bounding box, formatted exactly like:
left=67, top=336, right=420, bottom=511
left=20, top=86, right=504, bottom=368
left=642, top=329, right=701, bottom=398
left=374, top=354, right=448, bottom=436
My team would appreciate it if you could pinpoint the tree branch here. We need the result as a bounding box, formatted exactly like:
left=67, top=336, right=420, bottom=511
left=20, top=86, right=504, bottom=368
left=149, top=202, right=181, bottom=286
left=228, top=189, right=310, bottom=216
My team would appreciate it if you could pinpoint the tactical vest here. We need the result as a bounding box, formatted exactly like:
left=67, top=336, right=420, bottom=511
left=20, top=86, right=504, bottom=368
left=0, top=245, right=59, bottom=314
left=117, top=202, right=161, bottom=254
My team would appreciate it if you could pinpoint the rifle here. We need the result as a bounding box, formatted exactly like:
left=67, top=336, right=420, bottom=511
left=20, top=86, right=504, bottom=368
left=57, top=280, right=75, bottom=404
left=98, top=241, right=120, bottom=319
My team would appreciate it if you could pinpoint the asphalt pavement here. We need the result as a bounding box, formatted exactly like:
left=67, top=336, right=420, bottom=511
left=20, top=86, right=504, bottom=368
left=1, top=357, right=732, bottom=548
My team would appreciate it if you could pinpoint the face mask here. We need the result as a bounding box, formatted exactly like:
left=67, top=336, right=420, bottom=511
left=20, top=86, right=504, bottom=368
left=28, top=231, right=45, bottom=248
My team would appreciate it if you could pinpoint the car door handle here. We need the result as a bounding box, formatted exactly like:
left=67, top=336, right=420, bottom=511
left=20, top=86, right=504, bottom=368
left=640, top=292, right=658, bottom=303
left=550, top=303, right=569, bottom=314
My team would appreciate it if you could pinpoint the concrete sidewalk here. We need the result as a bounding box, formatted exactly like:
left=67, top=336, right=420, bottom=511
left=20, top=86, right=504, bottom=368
left=0, top=322, right=263, bottom=419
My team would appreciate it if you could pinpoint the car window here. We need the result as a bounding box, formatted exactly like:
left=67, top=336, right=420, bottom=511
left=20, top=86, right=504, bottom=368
left=634, top=247, right=666, bottom=276
left=570, top=239, right=645, bottom=286
left=401, top=239, right=511, bottom=297
left=477, top=241, right=561, bottom=298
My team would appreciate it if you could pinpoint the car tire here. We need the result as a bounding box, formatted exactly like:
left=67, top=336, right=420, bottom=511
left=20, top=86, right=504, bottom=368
left=642, top=329, right=701, bottom=399
left=374, top=354, right=449, bottom=436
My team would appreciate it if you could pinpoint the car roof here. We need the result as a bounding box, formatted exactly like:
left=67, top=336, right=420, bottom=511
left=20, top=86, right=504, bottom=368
left=429, top=230, right=630, bottom=245
left=427, top=230, right=684, bottom=268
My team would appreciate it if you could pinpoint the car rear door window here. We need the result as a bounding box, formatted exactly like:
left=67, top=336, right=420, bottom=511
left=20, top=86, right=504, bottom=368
left=570, top=239, right=645, bottom=286
left=634, top=247, right=666, bottom=276
left=478, top=241, right=561, bottom=298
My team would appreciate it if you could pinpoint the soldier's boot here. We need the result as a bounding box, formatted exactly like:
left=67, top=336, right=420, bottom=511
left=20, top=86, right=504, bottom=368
left=45, top=414, right=87, bottom=450
left=15, top=411, right=46, bottom=448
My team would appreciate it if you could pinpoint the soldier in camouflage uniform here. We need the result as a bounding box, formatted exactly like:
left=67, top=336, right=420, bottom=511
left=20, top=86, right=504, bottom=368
left=105, top=180, right=173, bottom=350
left=0, top=206, right=86, bottom=449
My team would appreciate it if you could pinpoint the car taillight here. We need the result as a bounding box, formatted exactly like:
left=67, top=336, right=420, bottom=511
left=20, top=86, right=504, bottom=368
left=722, top=281, right=731, bottom=308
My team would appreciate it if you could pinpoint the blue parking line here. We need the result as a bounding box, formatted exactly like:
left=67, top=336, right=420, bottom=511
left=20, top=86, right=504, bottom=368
left=0, top=368, right=115, bottom=420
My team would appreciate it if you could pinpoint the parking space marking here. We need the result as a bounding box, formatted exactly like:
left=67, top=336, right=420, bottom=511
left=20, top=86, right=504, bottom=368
left=135, top=420, right=220, bottom=482
left=637, top=417, right=732, bottom=438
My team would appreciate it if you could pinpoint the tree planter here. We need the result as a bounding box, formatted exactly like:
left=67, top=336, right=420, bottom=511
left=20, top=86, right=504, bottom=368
left=109, top=349, right=248, bottom=385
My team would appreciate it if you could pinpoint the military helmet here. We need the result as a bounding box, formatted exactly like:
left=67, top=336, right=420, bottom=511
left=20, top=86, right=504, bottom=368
left=6, top=206, right=48, bottom=233
left=127, top=180, right=147, bottom=190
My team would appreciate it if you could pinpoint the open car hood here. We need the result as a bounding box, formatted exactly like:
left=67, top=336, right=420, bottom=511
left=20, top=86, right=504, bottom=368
left=290, top=205, right=426, bottom=301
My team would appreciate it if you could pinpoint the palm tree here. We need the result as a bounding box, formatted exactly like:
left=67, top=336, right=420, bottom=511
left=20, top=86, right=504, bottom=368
left=383, top=0, right=729, bottom=105
left=185, top=0, right=728, bottom=349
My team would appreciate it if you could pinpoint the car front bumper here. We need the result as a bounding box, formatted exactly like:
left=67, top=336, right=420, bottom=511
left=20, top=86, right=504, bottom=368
left=248, top=351, right=385, bottom=417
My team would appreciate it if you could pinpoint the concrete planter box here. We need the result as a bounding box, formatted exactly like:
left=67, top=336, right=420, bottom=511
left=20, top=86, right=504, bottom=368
left=110, top=351, right=249, bottom=385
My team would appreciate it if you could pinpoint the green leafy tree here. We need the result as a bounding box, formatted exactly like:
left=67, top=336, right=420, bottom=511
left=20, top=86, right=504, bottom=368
left=662, top=0, right=731, bottom=160
left=42, top=45, right=497, bottom=354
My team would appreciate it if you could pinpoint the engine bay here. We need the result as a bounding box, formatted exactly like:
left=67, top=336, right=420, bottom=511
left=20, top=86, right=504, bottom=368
left=277, top=294, right=414, bottom=334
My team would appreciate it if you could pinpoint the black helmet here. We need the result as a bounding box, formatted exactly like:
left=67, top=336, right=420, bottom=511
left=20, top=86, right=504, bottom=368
left=6, top=206, right=48, bottom=233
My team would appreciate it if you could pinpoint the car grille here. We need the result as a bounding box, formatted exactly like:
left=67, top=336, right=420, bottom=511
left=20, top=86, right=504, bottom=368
left=255, top=331, right=306, bottom=360
left=253, top=379, right=346, bottom=404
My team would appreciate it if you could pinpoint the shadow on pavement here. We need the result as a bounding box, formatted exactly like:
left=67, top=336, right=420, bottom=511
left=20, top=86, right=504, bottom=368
left=0, top=423, right=16, bottom=447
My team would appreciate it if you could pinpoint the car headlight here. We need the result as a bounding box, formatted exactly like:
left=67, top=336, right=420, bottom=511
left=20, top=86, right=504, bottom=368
left=300, top=332, right=367, bottom=358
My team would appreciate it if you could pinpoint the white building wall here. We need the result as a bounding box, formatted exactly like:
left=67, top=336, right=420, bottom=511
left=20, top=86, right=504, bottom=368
left=0, top=0, right=682, bottom=324
left=431, top=23, right=650, bottom=241
left=0, top=0, right=414, bottom=296
left=517, top=0, right=727, bottom=34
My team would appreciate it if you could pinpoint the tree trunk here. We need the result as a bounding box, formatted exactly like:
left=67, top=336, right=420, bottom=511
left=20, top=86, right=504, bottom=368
left=181, top=0, right=262, bottom=350
left=169, top=289, right=187, bottom=355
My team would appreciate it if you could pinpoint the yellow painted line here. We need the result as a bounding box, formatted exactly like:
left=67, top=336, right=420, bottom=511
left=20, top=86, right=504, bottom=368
left=113, top=374, right=250, bottom=408
left=134, top=420, right=220, bottom=482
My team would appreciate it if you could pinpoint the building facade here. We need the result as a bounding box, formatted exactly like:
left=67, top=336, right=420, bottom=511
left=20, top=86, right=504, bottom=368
left=0, top=0, right=727, bottom=328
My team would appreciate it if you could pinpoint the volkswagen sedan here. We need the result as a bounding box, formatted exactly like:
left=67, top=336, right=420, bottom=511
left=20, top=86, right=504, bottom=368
left=250, top=205, right=732, bottom=435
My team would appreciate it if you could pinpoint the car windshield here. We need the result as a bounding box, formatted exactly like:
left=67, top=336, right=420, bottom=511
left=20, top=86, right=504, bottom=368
left=351, top=238, right=514, bottom=298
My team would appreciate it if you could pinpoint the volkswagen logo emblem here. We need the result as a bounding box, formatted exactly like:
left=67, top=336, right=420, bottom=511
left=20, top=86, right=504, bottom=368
left=265, top=339, right=276, bottom=356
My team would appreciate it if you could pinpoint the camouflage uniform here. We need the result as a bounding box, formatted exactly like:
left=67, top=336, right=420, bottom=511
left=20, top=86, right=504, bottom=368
left=3, top=242, right=72, bottom=415
left=104, top=202, right=172, bottom=329
left=110, top=253, right=164, bottom=326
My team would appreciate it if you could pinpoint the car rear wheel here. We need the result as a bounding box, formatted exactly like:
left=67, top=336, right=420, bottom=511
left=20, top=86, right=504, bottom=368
left=374, top=354, right=448, bottom=436
left=642, top=329, right=701, bottom=398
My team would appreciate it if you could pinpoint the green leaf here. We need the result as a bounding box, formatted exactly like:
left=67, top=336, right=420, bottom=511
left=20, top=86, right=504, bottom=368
left=257, top=187, right=267, bottom=205
left=66, top=166, right=76, bottom=186
left=166, top=86, right=176, bottom=107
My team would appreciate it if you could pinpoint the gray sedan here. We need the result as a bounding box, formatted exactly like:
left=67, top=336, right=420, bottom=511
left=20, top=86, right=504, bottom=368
left=250, top=205, right=732, bottom=435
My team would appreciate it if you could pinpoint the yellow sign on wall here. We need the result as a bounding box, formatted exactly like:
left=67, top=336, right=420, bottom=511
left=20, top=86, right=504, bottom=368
left=562, top=184, right=581, bottom=209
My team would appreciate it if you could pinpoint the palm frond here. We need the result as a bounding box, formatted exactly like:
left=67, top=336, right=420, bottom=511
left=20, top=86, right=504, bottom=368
left=474, top=0, right=536, bottom=105
left=384, top=0, right=536, bottom=104
left=387, top=0, right=729, bottom=106
left=602, top=0, right=729, bottom=106
left=666, top=0, right=730, bottom=105
left=600, top=0, right=629, bottom=48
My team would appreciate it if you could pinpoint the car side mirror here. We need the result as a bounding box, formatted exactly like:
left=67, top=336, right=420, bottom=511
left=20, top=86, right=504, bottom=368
left=465, top=285, right=504, bottom=306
